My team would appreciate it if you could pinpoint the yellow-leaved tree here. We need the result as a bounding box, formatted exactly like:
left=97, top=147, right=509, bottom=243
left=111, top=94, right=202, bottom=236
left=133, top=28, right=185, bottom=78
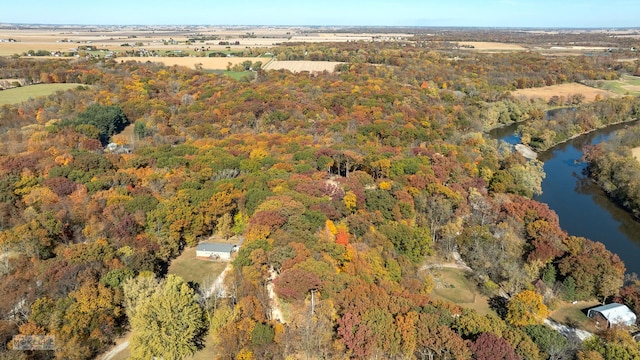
left=506, top=290, right=549, bottom=326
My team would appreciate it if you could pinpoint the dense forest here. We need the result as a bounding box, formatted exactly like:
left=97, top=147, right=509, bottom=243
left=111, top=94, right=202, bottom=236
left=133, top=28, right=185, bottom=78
left=0, top=39, right=640, bottom=359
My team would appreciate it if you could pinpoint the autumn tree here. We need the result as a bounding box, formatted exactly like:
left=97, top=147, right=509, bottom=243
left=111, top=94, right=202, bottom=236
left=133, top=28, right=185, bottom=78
left=469, top=332, right=520, bottom=360
left=506, top=290, right=549, bottom=327
left=273, top=267, right=322, bottom=301
left=125, top=274, right=205, bottom=360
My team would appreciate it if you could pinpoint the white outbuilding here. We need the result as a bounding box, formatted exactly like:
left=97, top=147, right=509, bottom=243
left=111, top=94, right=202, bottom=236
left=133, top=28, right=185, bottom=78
left=587, top=303, right=637, bottom=328
left=196, top=243, right=237, bottom=261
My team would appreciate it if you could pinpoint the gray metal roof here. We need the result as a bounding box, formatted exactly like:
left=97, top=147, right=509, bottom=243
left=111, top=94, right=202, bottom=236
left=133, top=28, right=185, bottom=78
left=196, top=243, right=236, bottom=253
left=588, top=303, right=636, bottom=324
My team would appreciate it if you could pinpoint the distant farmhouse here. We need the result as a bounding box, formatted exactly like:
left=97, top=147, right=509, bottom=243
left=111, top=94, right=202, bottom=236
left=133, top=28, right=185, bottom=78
left=587, top=303, right=637, bottom=328
left=196, top=243, right=237, bottom=261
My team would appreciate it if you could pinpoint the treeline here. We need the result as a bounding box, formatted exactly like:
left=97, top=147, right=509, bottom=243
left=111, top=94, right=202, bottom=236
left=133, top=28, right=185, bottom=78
left=584, top=123, right=640, bottom=219
left=518, top=96, right=640, bottom=151
left=0, top=47, right=635, bottom=359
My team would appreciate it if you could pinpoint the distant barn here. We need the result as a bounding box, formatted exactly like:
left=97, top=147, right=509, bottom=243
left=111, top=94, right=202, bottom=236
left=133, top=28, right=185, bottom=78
left=587, top=303, right=637, bottom=328
left=196, top=243, right=237, bottom=261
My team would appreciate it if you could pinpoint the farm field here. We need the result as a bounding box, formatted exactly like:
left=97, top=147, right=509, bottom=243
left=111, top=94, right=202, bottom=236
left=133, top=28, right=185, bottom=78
left=114, top=56, right=265, bottom=70
left=458, top=41, right=527, bottom=51
left=0, top=83, right=82, bottom=105
left=263, top=60, right=343, bottom=73
left=0, top=26, right=413, bottom=57
left=590, top=75, right=640, bottom=96
left=511, top=82, right=618, bottom=103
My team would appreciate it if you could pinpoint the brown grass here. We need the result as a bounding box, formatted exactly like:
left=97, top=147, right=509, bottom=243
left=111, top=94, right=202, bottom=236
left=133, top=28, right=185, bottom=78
left=632, top=147, right=640, bottom=163
left=168, top=247, right=228, bottom=285
left=511, top=82, right=618, bottom=103
left=263, top=60, right=343, bottom=73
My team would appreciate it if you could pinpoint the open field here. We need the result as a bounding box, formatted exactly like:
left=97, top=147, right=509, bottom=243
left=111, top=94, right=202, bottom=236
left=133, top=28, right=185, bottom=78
left=549, top=300, right=601, bottom=334
left=590, top=75, right=640, bottom=96
left=168, top=246, right=227, bottom=286
left=0, top=83, right=82, bottom=105
left=115, top=56, right=265, bottom=70
left=263, top=60, right=343, bottom=73
left=429, top=267, right=491, bottom=315
left=0, top=26, right=413, bottom=57
left=458, top=41, right=527, bottom=51
left=511, top=82, right=618, bottom=103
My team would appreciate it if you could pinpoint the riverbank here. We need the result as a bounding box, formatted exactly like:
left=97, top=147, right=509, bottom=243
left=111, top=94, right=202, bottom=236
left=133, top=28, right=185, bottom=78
left=529, top=122, right=640, bottom=275
left=531, top=117, right=639, bottom=153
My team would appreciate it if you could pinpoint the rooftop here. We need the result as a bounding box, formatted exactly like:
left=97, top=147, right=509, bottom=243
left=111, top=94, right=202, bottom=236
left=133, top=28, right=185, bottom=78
left=196, top=242, right=236, bottom=253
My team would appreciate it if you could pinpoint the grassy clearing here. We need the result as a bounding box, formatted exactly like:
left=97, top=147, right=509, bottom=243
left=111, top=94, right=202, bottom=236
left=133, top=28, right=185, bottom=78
left=429, top=267, right=491, bottom=315
left=549, top=300, right=601, bottom=333
left=208, top=69, right=255, bottom=81
left=167, top=247, right=227, bottom=286
left=0, top=83, right=83, bottom=105
left=592, top=75, right=640, bottom=96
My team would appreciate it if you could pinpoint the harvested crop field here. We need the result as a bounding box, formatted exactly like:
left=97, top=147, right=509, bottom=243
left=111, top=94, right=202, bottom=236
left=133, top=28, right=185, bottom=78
left=511, top=82, right=617, bottom=102
left=458, top=41, right=527, bottom=51
left=114, top=56, right=265, bottom=70
left=263, top=60, right=343, bottom=73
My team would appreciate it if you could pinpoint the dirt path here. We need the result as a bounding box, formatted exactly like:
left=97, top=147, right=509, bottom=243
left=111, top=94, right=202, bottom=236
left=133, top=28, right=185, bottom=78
left=267, top=268, right=285, bottom=323
left=544, top=319, right=594, bottom=341
left=206, top=262, right=232, bottom=298
left=100, top=340, right=129, bottom=360
left=422, top=251, right=473, bottom=272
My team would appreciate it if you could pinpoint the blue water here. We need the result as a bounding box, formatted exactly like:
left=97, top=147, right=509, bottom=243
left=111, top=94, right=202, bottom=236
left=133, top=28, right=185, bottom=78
left=490, top=122, right=640, bottom=275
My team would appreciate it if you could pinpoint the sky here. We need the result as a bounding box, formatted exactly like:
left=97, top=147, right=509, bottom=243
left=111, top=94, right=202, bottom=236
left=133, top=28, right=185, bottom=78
left=2, top=0, right=639, bottom=28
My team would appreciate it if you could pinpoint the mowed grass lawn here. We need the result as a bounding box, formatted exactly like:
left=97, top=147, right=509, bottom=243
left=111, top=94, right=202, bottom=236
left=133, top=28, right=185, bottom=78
left=594, top=75, right=640, bottom=96
left=549, top=300, right=601, bottom=333
left=429, top=267, right=491, bottom=315
left=168, top=246, right=228, bottom=286
left=0, top=83, right=83, bottom=105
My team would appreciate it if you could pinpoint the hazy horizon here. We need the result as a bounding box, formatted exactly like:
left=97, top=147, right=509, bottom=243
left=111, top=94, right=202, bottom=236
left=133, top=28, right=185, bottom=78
left=3, top=0, right=639, bottom=28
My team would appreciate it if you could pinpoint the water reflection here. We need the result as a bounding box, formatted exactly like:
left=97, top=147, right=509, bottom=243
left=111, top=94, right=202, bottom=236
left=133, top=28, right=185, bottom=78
left=490, top=121, right=640, bottom=274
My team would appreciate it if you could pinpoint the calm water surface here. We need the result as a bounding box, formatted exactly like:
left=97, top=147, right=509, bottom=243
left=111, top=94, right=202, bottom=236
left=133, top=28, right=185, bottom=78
left=489, top=122, right=640, bottom=274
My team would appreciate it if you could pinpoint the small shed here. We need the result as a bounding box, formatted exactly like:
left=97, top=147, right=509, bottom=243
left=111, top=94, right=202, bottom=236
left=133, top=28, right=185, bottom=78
left=196, top=243, right=237, bottom=261
left=587, top=303, right=637, bottom=328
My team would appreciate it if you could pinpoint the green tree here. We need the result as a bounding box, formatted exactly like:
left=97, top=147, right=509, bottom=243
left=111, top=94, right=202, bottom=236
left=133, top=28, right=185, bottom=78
left=523, top=325, right=569, bottom=359
left=75, top=104, right=129, bottom=144
left=126, top=274, right=205, bottom=360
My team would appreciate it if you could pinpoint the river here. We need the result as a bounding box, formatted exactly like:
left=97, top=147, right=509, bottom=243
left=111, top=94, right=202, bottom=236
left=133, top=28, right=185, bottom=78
left=489, top=122, right=640, bottom=275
